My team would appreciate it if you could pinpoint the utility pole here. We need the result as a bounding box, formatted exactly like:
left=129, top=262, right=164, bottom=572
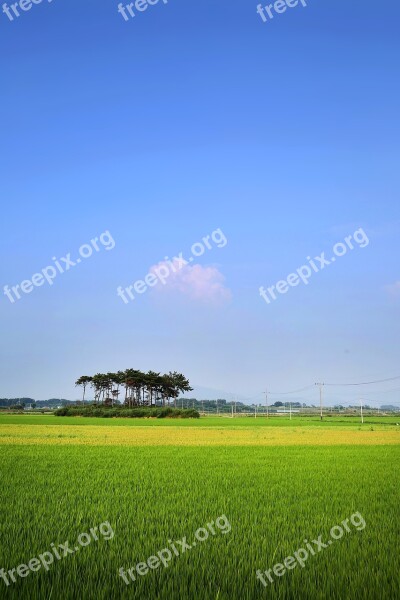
left=265, top=390, right=269, bottom=419
left=315, top=383, right=324, bottom=421
left=360, top=398, right=364, bottom=424
left=255, top=404, right=257, bottom=418
left=289, top=402, right=292, bottom=420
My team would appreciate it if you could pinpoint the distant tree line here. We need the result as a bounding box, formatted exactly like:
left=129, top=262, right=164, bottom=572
left=0, top=398, right=33, bottom=408
left=75, top=370, right=192, bottom=408
left=0, top=398, right=71, bottom=408
left=0, top=398, right=31, bottom=407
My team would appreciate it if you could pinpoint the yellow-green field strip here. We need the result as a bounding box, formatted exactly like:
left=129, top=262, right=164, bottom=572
left=1, top=423, right=399, bottom=446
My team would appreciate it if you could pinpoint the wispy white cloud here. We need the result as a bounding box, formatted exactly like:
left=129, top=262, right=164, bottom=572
left=150, top=259, right=232, bottom=305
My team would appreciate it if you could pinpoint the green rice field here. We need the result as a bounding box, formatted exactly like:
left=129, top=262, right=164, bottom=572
left=0, top=415, right=399, bottom=599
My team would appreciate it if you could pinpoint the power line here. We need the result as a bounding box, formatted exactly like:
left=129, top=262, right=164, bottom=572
left=247, top=375, right=400, bottom=404
left=265, top=375, right=400, bottom=395
left=267, top=385, right=315, bottom=396
left=351, top=397, right=400, bottom=405
left=356, top=387, right=400, bottom=396
left=324, top=375, right=400, bottom=387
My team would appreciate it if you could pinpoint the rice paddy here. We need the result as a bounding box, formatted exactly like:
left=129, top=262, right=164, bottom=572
left=0, top=422, right=399, bottom=447
left=0, top=415, right=399, bottom=599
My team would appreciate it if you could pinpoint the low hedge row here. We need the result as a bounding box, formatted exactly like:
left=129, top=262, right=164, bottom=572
left=54, top=406, right=200, bottom=419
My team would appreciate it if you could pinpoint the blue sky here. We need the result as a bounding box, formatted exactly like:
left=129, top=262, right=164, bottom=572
left=1, top=0, right=399, bottom=405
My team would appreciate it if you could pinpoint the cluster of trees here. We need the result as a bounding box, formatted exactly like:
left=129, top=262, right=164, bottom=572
left=75, top=370, right=192, bottom=408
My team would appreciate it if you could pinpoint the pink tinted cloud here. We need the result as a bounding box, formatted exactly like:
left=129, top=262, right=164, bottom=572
left=385, top=281, right=400, bottom=297
left=150, top=259, right=232, bottom=305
